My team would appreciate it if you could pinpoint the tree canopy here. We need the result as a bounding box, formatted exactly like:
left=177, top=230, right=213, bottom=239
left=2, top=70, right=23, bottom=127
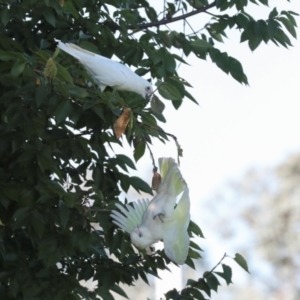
left=0, top=0, right=298, bottom=299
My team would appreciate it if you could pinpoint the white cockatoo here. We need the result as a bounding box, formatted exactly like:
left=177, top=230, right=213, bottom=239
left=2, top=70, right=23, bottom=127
left=54, top=39, right=153, bottom=98
left=110, top=157, right=190, bottom=265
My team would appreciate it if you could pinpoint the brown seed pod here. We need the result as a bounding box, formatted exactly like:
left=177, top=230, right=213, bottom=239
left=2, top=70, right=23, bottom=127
left=152, top=167, right=162, bottom=192
left=113, top=108, right=132, bottom=138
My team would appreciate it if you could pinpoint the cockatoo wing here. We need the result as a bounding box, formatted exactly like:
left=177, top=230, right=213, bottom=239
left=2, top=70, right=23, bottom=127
left=163, top=186, right=190, bottom=265
left=110, top=199, right=150, bottom=234
left=55, top=39, right=125, bottom=91
left=158, top=157, right=186, bottom=198
left=144, top=157, right=186, bottom=221
left=54, top=39, right=153, bottom=97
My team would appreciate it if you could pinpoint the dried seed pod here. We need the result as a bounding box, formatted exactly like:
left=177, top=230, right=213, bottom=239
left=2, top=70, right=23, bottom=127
left=113, top=107, right=131, bottom=138
left=151, top=167, right=162, bottom=192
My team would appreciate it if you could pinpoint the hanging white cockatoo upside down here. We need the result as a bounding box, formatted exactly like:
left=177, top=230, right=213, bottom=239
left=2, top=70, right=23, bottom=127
left=54, top=39, right=153, bottom=98
left=110, top=157, right=190, bottom=265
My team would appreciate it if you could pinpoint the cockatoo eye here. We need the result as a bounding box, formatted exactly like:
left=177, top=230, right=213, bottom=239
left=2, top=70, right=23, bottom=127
left=145, top=86, right=151, bottom=91
left=138, top=233, right=143, bottom=238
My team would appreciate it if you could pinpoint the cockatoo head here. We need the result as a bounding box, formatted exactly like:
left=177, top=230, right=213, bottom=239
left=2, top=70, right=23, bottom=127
left=130, top=226, right=156, bottom=249
left=144, top=85, right=153, bottom=99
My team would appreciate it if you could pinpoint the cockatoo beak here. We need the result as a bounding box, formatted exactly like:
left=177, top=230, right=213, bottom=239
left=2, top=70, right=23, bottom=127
left=145, top=91, right=152, bottom=99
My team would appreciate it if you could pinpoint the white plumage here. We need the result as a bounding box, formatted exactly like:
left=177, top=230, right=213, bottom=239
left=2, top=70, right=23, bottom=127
left=54, top=39, right=153, bottom=98
left=110, top=157, right=190, bottom=265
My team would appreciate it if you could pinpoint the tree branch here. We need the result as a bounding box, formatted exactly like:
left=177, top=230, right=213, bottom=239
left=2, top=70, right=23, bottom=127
left=203, top=252, right=228, bottom=278
left=128, top=1, right=217, bottom=35
left=137, top=121, right=183, bottom=166
left=145, top=140, right=156, bottom=169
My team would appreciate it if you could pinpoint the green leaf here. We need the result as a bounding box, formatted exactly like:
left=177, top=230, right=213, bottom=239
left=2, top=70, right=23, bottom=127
left=1, top=7, right=10, bottom=26
left=196, top=279, right=211, bottom=297
left=258, top=0, right=268, bottom=5
left=184, top=89, right=198, bottom=105
left=10, top=274, right=19, bottom=296
left=287, top=10, right=299, bottom=16
left=215, top=264, right=233, bottom=285
left=55, top=100, right=73, bottom=124
left=5, top=253, right=18, bottom=261
left=170, top=76, right=193, bottom=87
left=163, top=53, right=176, bottom=73
left=188, top=248, right=201, bottom=259
left=172, top=53, right=189, bottom=65
left=43, top=8, right=56, bottom=27
left=185, top=256, right=195, bottom=269
left=222, top=264, right=233, bottom=284
left=236, top=13, right=249, bottom=29
left=59, top=200, right=70, bottom=229
left=56, top=64, right=74, bottom=84
left=268, top=19, right=280, bottom=38
left=234, top=253, right=250, bottom=273
left=186, top=279, right=198, bottom=286
left=56, top=81, right=70, bottom=98
left=269, top=7, right=278, bottom=19
left=52, top=47, right=60, bottom=59
left=111, top=284, right=129, bottom=299
left=191, top=38, right=213, bottom=50
left=92, top=104, right=105, bottom=120
left=282, top=11, right=297, bottom=27
left=120, top=235, right=130, bottom=259
left=3, top=187, right=18, bottom=201
left=249, top=36, right=262, bottom=51
left=156, top=81, right=182, bottom=101
left=140, top=112, right=157, bottom=127
left=31, top=211, right=45, bottom=238
left=278, top=17, right=297, bottom=38
left=205, top=273, right=220, bottom=292
left=35, top=85, right=47, bottom=107
left=138, top=270, right=149, bottom=285
left=190, top=240, right=203, bottom=251
left=116, top=154, right=136, bottom=170
left=151, top=95, right=165, bottom=114
left=64, top=1, right=79, bottom=18
left=273, top=27, right=292, bottom=47
left=189, top=220, right=205, bottom=237
left=129, top=176, right=153, bottom=195
left=0, top=50, right=14, bottom=61
left=11, top=60, right=27, bottom=77
left=228, top=57, right=248, bottom=84
left=165, top=288, right=180, bottom=300
left=13, top=207, right=30, bottom=220
left=186, top=287, right=206, bottom=300
left=47, top=249, right=62, bottom=267
left=133, top=140, right=146, bottom=162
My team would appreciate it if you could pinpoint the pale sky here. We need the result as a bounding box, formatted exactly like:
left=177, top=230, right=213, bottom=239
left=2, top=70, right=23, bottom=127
left=110, top=1, right=300, bottom=298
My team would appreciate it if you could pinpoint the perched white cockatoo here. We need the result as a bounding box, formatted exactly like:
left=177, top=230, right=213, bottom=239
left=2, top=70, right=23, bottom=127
left=54, top=39, right=153, bottom=98
left=110, top=157, right=190, bottom=265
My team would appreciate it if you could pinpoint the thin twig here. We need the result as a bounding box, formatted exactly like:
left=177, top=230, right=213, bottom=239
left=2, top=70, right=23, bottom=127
left=184, top=18, right=198, bottom=36
left=138, top=121, right=182, bottom=166
left=128, top=1, right=216, bottom=35
left=203, top=252, right=228, bottom=278
left=145, top=140, right=156, bottom=169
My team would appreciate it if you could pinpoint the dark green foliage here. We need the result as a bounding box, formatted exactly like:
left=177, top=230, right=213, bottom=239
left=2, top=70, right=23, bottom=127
left=0, top=0, right=297, bottom=299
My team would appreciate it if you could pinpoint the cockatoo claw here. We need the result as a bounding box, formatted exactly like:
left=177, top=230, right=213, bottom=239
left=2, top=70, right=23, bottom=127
left=153, top=212, right=165, bottom=223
